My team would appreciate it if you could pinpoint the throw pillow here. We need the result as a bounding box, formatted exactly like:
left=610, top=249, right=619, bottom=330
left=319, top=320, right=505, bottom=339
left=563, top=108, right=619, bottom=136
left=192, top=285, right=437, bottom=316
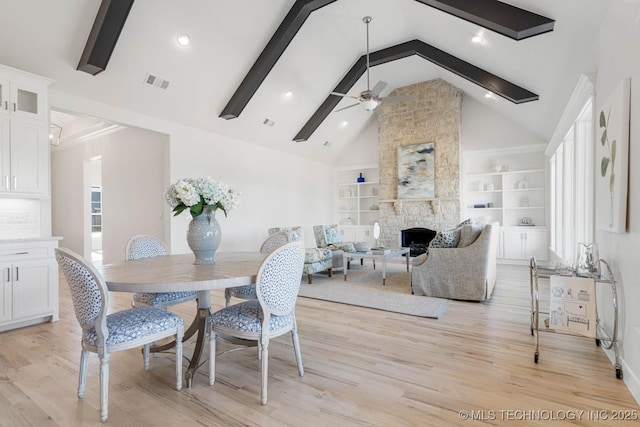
left=457, top=218, right=472, bottom=227
left=458, top=223, right=484, bottom=247
left=429, top=227, right=461, bottom=248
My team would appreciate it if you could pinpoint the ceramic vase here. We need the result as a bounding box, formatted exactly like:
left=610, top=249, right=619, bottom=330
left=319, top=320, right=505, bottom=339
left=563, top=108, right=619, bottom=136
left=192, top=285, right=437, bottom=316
left=187, top=207, right=221, bottom=264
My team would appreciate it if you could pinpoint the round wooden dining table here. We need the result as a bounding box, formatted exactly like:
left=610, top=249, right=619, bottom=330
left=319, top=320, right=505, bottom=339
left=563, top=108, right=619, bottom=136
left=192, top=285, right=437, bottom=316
left=98, top=251, right=267, bottom=388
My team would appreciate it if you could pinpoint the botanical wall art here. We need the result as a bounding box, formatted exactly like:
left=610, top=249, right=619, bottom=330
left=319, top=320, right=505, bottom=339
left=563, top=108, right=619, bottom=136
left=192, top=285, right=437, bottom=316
left=596, top=78, right=630, bottom=233
left=397, top=142, right=435, bottom=199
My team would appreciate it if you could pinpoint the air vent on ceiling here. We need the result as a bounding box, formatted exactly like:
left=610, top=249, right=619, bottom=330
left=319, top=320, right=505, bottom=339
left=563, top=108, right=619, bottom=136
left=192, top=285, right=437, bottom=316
left=263, top=118, right=275, bottom=127
left=144, top=73, right=170, bottom=90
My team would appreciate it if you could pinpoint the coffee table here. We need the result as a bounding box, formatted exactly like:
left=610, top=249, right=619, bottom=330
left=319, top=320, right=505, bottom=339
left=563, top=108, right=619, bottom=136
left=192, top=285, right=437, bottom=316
left=343, top=247, right=410, bottom=285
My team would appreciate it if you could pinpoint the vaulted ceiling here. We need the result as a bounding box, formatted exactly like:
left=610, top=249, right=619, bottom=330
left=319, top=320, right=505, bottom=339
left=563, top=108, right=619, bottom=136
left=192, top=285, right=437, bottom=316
left=0, top=0, right=611, bottom=163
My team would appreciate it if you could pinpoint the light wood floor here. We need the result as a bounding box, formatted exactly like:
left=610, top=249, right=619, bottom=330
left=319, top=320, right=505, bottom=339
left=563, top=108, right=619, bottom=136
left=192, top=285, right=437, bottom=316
left=0, top=264, right=638, bottom=426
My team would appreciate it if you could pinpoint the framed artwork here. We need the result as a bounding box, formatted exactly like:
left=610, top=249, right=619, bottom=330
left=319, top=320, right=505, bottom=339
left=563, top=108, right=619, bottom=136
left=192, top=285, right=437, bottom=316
left=397, top=142, right=435, bottom=199
left=596, top=78, right=630, bottom=233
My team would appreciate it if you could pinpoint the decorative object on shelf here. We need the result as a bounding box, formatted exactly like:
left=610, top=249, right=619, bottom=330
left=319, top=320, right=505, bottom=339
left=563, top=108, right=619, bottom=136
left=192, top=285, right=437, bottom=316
left=357, top=173, right=365, bottom=183
left=575, top=242, right=600, bottom=278
left=487, top=202, right=494, bottom=208
left=597, top=77, right=630, bottom=233
left=484, top=183, right=495, bottom=191
left=371, top=186, right=378, bottom=196
left=518, top=179, right=528, bottom=189
left=519, top=217, right=533, bottom=226
left=473, top=203, right=486, bottom=208
left=491, top=159, right=502, bottom=172
left=397, top=142, right=435, bottom=199
left=165, top=177, right=241, bottom=264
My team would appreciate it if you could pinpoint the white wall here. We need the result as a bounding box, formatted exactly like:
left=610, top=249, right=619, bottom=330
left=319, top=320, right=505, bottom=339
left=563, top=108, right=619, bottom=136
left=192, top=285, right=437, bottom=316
left=461, top=96, right=547, bottom=151
left=51, top=126, right=169, bottom=264
left=50, top=90, right=334, bottom=257
left=592, top=0, right=640, bottom=403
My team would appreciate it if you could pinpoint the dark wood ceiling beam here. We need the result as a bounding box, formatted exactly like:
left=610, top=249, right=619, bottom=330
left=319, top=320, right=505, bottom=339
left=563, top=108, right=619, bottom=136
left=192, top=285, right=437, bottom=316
left=416, top=0, right=554, bottom=40
left=292, top=39, right=538, bottom=142
left=220, top=0, right=553, bottom=121
left=219, top=0, right=338, bottom=119
left=77, top=0, right=135, bottom=75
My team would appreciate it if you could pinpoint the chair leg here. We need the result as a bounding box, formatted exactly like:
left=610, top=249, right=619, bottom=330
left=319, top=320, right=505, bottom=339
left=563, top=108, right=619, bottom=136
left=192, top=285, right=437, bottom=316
left=175, top=325, right=184, bottom=391
left=261, top=341, right=269, bottom=405
left=209, top=329, right=217, bottom=386
left=328, top=268, right=332, bottom=278
left=99, top=353, right=110, bottom=423
left=78, top=349, right=89, bottom=399
left=307, top=274, right=312, bottom=284
left=291, top=324, right=304, bottom=377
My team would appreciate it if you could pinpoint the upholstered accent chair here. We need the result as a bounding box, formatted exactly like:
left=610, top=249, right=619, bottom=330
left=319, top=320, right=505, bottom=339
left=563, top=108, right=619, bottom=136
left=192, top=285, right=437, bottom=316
left=208, top=241, right=305, bottom=405
left=410, top=222, right=499, bottom=301
left=55, top=247, right=184, bottom=422
left=224, top=231, right=291, bottom=306
left=268, top=226, right=333, bottom=284
left=126, top=234, right=198, bottom=308
left=313, top=224, right=368, bottom=271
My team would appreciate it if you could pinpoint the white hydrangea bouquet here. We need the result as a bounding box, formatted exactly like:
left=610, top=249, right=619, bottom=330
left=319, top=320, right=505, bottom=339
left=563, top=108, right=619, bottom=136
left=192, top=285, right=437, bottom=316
left=165, top=177, right=241, bottom=217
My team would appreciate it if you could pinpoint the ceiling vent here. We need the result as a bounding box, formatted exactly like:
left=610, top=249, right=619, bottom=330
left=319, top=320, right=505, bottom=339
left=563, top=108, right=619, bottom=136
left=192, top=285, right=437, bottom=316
left=263, top=118, right=275, bottom=127
left=144, top=73, right=170, bottom=90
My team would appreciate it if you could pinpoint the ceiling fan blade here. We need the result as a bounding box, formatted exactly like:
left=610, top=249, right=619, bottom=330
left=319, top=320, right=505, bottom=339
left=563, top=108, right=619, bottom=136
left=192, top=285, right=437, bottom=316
left=381, top=95, right=414, bottom=103
left=331, top=92, right=359, bottom=100
left=334, top=103, right=360, bottom=112
left=371, top=80, right=388, bottom=97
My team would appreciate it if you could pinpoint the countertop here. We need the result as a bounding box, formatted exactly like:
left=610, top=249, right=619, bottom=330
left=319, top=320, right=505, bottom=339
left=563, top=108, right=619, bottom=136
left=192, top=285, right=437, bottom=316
left=0, top=236, right=63, bottom=244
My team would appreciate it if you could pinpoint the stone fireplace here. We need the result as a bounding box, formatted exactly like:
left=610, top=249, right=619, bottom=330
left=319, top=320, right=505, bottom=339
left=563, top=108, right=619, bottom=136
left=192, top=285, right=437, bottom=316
left=377, top=79, right=462, bottom=247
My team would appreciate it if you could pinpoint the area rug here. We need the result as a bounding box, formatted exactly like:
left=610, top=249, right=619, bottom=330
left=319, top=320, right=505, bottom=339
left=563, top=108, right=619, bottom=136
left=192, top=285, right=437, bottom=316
left=298, top=260, right=450, bottom=318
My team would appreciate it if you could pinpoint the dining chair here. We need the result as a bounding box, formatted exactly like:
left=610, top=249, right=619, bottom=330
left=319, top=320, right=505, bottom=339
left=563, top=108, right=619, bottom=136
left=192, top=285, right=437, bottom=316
left=126, top=234, right=198, bottom=308
left=55, top=247, right=184, bottom=422
left=224, top=231, right=290, bottom=306
left=209, top=241, right=305, bottom=405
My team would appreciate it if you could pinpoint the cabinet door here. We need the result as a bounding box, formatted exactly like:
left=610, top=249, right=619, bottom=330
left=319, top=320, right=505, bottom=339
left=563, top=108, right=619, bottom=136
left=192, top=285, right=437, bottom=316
left=9, top=120, right=47, bottom=194
left=10, top=81, right=45, bottom=121
left=523, top=230, right=549, bottom=261
left=0, top=79, right=9, bottom=114
left=502, top=230, right=525, bottom=259
left=340, top=227, right=357, bottom=243
left=354, top=227, right=373, bottom=245
left=0, top=262, right=12, bottom=323
left=11, top=260, right=53, bottom=321
left=0, top=118, right=9, bottom=193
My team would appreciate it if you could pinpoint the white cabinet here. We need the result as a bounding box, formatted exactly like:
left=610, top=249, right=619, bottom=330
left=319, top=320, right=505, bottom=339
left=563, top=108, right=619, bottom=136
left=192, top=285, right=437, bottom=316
left=0, top=239, right=59, bottom=332
left=502, top=229, right=549, bottom=261
left=339, top=225, right=375, bottom=245
left=0, top=65, right=51, bottom=197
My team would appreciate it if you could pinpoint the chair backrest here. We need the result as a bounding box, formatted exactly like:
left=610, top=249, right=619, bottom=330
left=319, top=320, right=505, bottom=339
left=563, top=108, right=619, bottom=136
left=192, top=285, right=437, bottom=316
left=55, top=247, right=108, bottom=335
left=125, top=234, right=168, bottom=260
left=268, top=226, right=304, bottom=244
left=260, top=231, right=291, bottom=254
left=313, top=224, right=342, bottom=247
left=255, top=241, right=305, bottom=316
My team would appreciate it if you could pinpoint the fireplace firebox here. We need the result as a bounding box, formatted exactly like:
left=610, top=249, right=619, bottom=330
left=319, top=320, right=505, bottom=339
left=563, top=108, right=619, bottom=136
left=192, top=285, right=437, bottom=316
left=401, top=227, right=437, bottom=256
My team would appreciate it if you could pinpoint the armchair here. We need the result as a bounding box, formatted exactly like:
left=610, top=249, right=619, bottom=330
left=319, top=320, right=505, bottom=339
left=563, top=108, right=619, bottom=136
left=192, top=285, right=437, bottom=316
left=410, top=222, right=499, bottom=301
left=313, top=224, right=369, bottom=271
left=268, top=226, right=333, bottom=284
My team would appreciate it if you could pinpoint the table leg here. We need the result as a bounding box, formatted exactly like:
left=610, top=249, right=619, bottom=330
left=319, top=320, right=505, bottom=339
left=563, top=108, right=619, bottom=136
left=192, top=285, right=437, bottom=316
left=382, top=259, right=387, bottom=285
left=184, top=307, right=210, bottom=388
left=406, top=253, right=410, bottom=272
left=344, top=255, right=348, bottom=281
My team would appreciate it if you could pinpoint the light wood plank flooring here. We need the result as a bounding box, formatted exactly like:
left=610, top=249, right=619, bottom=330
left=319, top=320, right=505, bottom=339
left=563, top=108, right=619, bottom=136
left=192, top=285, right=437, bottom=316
left=0, top=264, right=638, bottom=426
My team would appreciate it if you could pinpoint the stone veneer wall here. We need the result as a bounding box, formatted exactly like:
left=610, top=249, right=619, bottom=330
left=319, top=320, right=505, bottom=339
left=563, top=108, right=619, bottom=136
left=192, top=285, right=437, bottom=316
left=377, top=79, right=462, bottom=247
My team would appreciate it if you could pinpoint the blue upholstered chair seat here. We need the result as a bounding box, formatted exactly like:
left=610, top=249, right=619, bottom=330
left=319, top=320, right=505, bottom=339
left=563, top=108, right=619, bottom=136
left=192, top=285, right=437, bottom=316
left=83, top=306, right=184, bottom=346
left=211, top=300, right=294, bottom=336
left=132, top=291, right=198, bottom=307
left=226, top=285, right=256, bottom=297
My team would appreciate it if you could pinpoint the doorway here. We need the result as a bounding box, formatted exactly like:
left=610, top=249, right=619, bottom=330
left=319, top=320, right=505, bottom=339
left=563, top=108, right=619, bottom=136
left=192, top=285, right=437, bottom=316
left=89, top=157, right=102, bottom=263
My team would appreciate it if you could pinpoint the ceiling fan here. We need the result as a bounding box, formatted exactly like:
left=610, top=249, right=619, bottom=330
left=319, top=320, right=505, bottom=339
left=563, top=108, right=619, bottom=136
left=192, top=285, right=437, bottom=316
left=332, top=16, right=413, bottom=113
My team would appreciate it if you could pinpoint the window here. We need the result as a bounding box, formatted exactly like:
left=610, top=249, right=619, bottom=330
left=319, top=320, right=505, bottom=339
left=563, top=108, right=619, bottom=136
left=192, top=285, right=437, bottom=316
left=549, top=98, right=594, bottom=264
left=91, top=186, right=102, bottom=233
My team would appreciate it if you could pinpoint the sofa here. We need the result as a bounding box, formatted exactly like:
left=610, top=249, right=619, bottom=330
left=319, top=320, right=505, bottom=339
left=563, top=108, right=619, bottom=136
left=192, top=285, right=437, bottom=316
left=410, top=222, right=499, bottom=301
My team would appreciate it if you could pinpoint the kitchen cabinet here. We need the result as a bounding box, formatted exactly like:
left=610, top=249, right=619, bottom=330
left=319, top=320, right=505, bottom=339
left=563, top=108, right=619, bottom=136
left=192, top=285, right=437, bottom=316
left=0, top=65, right=51, bottom=197
left=0, top=239, right=59, bottom=332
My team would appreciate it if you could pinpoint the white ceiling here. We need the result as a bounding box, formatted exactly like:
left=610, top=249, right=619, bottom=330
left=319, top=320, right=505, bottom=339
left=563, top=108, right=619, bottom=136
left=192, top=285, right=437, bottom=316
left=0, top=0, right=612, bottom=163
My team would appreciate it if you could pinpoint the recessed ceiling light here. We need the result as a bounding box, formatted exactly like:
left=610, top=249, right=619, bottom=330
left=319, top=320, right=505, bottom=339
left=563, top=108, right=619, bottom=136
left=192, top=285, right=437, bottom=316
left=177, top=33, right=190, bottom=46
left=284, top=91, right=293, bottom=98
left=471, top=35, right=483, bottom=44
left=339, top=121, right=348, bottom=128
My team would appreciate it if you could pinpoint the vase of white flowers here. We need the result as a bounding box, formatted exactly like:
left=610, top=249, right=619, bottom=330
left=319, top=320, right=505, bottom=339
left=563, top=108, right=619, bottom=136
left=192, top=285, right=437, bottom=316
left=165, top=177, right=241, bottom=264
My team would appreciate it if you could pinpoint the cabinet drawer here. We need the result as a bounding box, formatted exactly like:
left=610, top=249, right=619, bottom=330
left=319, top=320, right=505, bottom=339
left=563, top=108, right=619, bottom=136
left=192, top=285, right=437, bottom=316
left=0, top=246, right=50, bottom=260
